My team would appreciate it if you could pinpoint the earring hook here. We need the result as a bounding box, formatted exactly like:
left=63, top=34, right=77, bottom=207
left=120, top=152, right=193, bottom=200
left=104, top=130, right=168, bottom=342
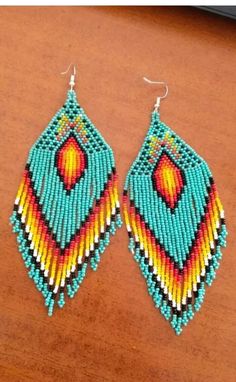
left=143, top=77, right=168, bottom=112
left=61, top=63, right=76, bottom=91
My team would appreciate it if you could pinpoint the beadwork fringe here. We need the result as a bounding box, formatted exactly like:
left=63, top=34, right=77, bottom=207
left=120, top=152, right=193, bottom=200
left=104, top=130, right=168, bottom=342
left=10, top=90, right=122, bottom=315
left=123, top=111, right=227, bottom=334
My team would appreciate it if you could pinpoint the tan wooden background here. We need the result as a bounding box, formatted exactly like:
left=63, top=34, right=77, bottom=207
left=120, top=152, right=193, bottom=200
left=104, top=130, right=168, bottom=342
left=0, top=6, right=235, bottom=382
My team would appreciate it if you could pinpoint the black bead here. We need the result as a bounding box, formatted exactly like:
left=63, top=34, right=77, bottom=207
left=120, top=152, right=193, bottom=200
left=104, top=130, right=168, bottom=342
left=140, top=249, right=145, bottom=257
left=172, top=307, right=177, bottom=315
left=177, top=310, right=182, bottom=318
left=182, top=304, right=187, bottom=312
left=116, top=207, right=120, bottom=215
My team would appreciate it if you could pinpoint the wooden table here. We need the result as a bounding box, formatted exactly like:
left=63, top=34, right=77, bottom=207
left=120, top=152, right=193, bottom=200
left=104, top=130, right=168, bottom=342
left=0, top=6, right=235, bottom=382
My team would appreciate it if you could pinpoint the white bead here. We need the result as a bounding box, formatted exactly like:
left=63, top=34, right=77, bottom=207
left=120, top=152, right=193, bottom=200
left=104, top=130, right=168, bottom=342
left=49, top=277, right=54, bottom=285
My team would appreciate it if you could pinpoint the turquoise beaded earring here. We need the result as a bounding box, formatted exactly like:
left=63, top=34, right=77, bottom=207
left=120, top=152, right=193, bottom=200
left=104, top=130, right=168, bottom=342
left=123, top=77, right=227, bottom=334
left=10, top=65, right=122, bottom=315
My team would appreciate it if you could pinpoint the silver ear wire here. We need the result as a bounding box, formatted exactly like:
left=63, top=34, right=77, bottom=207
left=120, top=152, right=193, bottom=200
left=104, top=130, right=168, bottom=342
left=143, top=77, right=168, bottom=112
left=61, top=63, right=76, bottom=91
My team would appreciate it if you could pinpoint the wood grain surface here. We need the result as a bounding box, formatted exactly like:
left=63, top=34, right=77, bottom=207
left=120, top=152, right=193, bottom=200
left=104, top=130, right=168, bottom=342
left=0, top=6, right=235, bottom=382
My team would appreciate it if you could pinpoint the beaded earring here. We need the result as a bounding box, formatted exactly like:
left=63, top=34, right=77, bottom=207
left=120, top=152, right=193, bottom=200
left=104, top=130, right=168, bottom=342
left=123, top=77, right=227, bottom=335
left=10, top=65, right=122, bottom=315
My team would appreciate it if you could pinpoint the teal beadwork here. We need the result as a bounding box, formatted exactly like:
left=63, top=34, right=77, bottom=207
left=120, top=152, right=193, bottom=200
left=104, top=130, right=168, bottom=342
left=10, top=89, right=122, bottom=315
left=123, top=110, right=227, bottom=335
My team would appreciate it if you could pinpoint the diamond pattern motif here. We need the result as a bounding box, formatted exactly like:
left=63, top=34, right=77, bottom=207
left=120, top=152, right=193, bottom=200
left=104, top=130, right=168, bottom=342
left=56, top=134, right=86, bottom=192
left=152, top=152, right=184, bottom=209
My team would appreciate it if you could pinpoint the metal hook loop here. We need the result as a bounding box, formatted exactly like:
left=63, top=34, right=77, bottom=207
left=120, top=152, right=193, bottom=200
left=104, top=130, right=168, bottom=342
left=61, top=63, right=76, bottom=91
left=143, top=76, right=168, bottom=112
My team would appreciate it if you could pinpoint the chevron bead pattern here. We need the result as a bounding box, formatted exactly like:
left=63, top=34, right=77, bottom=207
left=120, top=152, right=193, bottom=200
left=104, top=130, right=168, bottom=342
left=123, top=111, right=227, bottom=334
left=10, top=90, right=122, bottom=315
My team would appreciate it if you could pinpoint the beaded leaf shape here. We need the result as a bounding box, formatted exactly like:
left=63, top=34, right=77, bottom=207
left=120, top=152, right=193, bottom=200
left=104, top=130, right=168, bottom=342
left=10, top=90, right=122, bottom=315
left=123, top=111, right=227, bottom=335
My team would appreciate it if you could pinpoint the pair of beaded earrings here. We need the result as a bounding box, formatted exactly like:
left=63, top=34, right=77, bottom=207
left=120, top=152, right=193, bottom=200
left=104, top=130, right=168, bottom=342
left=10, top=65, right=227, bottom=335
